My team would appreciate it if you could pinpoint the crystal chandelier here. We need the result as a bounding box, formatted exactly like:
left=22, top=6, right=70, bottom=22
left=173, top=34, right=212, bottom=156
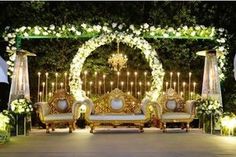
left=108, top=42, right=128, bottom=71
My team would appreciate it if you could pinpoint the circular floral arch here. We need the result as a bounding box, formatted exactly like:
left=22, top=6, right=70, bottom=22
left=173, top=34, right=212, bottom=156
left=69, top=32, right=165, bottom=101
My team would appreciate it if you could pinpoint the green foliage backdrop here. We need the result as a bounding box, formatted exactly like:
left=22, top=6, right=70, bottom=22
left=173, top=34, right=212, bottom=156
left=0, top=1, right=236, bottom=112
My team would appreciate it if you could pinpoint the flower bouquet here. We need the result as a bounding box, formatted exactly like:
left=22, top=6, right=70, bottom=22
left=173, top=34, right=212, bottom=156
left=196, top=97, right=223, bottom=133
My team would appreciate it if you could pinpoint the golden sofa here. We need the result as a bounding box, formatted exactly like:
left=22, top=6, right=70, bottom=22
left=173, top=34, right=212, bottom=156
left=156, top=88, right=196, bottom=132
left=36, top=89, right=81, bottom=133
left=76, top=88, right=153, bottom=133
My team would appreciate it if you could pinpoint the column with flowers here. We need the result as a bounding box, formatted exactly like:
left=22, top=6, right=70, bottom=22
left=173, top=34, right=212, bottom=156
left=196, top=98, right=223, bottom=134
left=10, top=98, right=33, bottom=136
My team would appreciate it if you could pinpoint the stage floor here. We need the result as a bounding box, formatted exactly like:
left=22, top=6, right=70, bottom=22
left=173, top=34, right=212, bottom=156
left=0, top=127, right=236, bottom=157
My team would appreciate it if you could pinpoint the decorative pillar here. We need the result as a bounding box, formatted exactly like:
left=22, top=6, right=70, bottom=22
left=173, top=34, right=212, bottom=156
left=8, top=49, right=36, bottom=106
left=197, top=50, right=223, bottom=105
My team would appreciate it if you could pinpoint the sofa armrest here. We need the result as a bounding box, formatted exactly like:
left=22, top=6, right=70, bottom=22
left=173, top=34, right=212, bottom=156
left=35, top=102, right=50, bottom=122
left=83, top=98, right=95, bottom=116
left=150, top=102, right=162, bottom=119
left=184, top=100, right=196, bottom=115
left=72, top=101, right=83, bottom=119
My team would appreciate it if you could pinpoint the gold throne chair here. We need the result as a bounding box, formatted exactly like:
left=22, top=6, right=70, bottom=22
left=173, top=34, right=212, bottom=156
left=156, top=88, right=196, bottom=132
left=36, top=89, right=81, bottom=133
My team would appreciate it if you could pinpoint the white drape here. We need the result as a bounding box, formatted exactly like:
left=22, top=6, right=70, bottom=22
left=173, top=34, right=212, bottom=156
left=0, top=56, right=8, bottom=84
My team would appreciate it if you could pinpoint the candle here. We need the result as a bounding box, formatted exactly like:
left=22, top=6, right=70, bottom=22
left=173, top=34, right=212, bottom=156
left=42, top=82, right=45, bottom=102
left=180, top=91, right=183, bottom=98
left=170, top=72, right=173, bottom=88
left=144, top=71, right=147, bottom=93
left=139, top=81, right=142, bottom=95
left=126, top=71, right=130, bottom=92
left=137, top=91, right=140, bottom=100
left=193, top=82, right=196, bottom=94
left=177, top=72, right=180, bottom=94
left=64, top=72, right=67, bottom=91
left=188, top=72, right=192, bottom=99
left=130, top=81, right=134, bottom=96
left=162, top=91, right=166, bottom=95
left=51, top=82, right=55, bottom=93
left=173, top=82, right=176, bottom=91
left=45, top=72, right=49, bottom=102
left=134, top=72, right=138, bottom=96
left=103, top=74, right=106, bottom=94
left=55, top=72, right=58, bottom=92
left=117, top=71, right=120, bottom=88
left=165, top=81, right=169, bottom=92
left=94, top=71, right=97, bottom=94
left=190, top=92, right=193, bottom=100
left=37, top=72, right=41, bottom=102
left=121, top=81, right=124, bottom=91
left=99, top=81, right=102, bottom=94
left=39, top=92, right=42, bottom=102
left=84, top=71, right=87, bottom=92
left=48, top=92, right=52, bottom=98
left=147, top=81, right=150, bottom=93
left=110, top=81, right=113, bottom=92
left=193, top=82, right=196, bottom=99
left=183, top=82, right=186, bottom=100
left=89, top=81, right=93, bottom=95
left=60, top=82, right=64, bottom=89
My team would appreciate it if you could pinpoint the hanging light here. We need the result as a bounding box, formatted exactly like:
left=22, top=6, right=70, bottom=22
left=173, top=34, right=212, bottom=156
left=108, top=42, right=128, bottom=72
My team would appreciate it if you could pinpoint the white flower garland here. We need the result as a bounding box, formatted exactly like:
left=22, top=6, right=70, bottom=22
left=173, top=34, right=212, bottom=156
left=2, top=23, right=229, bottom=100
left=69, top=32, right=165, bottom=101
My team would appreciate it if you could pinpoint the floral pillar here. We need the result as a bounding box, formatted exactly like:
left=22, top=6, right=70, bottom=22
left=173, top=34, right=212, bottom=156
left=197, top=50, right=223, bottom=105
left=8, top=49, right=36, bottom=107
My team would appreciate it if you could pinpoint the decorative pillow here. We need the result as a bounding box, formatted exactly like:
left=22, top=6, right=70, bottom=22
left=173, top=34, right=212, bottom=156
left=166, top=100, right=177, bottom=111
left=174, top=100, right=185, bottom=112
left=56, top=99, right=68, bottom=113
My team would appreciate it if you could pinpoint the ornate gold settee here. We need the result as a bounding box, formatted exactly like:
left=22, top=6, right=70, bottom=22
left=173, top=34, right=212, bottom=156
left=156, top=88, right=196, bottom=132
left=75, top=88, right=153, bottom=133
left=36, top=90, right=81, bottom=133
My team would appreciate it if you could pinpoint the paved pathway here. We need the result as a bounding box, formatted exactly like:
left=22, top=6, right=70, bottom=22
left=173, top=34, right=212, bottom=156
left=0, top=128, right=236, bottom=157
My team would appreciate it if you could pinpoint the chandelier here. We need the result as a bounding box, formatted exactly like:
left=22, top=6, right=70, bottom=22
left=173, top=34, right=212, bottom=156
left=108, top=42, right=128, bottom=72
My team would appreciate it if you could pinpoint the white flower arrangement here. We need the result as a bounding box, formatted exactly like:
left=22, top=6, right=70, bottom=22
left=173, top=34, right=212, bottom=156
left=0, top=112, right=10, bottom=144
left=0, top=113, right=10, bottom=131
left=196, top=97, right=223, bottom=120
left=10, top=99, right=33, bottom=115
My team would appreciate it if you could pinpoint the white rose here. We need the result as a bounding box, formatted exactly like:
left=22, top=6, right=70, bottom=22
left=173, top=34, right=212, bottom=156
left=49, top=24, right=55, bottom=30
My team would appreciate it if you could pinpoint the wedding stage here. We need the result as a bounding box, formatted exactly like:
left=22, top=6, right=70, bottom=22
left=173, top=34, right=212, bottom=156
left=0, top=128, right=236, bottom=157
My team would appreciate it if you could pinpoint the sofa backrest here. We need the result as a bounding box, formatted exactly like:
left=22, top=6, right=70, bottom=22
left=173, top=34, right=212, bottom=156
left=48, top=89, right=75, bottom=114
left=158, top=88, right=185, bottom=113
left=93, top=88, right=141, bottom=114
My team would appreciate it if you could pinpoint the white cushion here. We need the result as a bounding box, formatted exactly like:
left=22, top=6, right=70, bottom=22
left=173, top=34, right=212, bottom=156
left=57, top=99, right=68, bottom=111
left=44, top=113, right=73, bottom=121
left=161, top=112, right=191, bottom=120
left=89, top=114, right=146, bottom=121
left=166, top=100, right=177, bottom=111
left=110, top=98, right=124, bottom=110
